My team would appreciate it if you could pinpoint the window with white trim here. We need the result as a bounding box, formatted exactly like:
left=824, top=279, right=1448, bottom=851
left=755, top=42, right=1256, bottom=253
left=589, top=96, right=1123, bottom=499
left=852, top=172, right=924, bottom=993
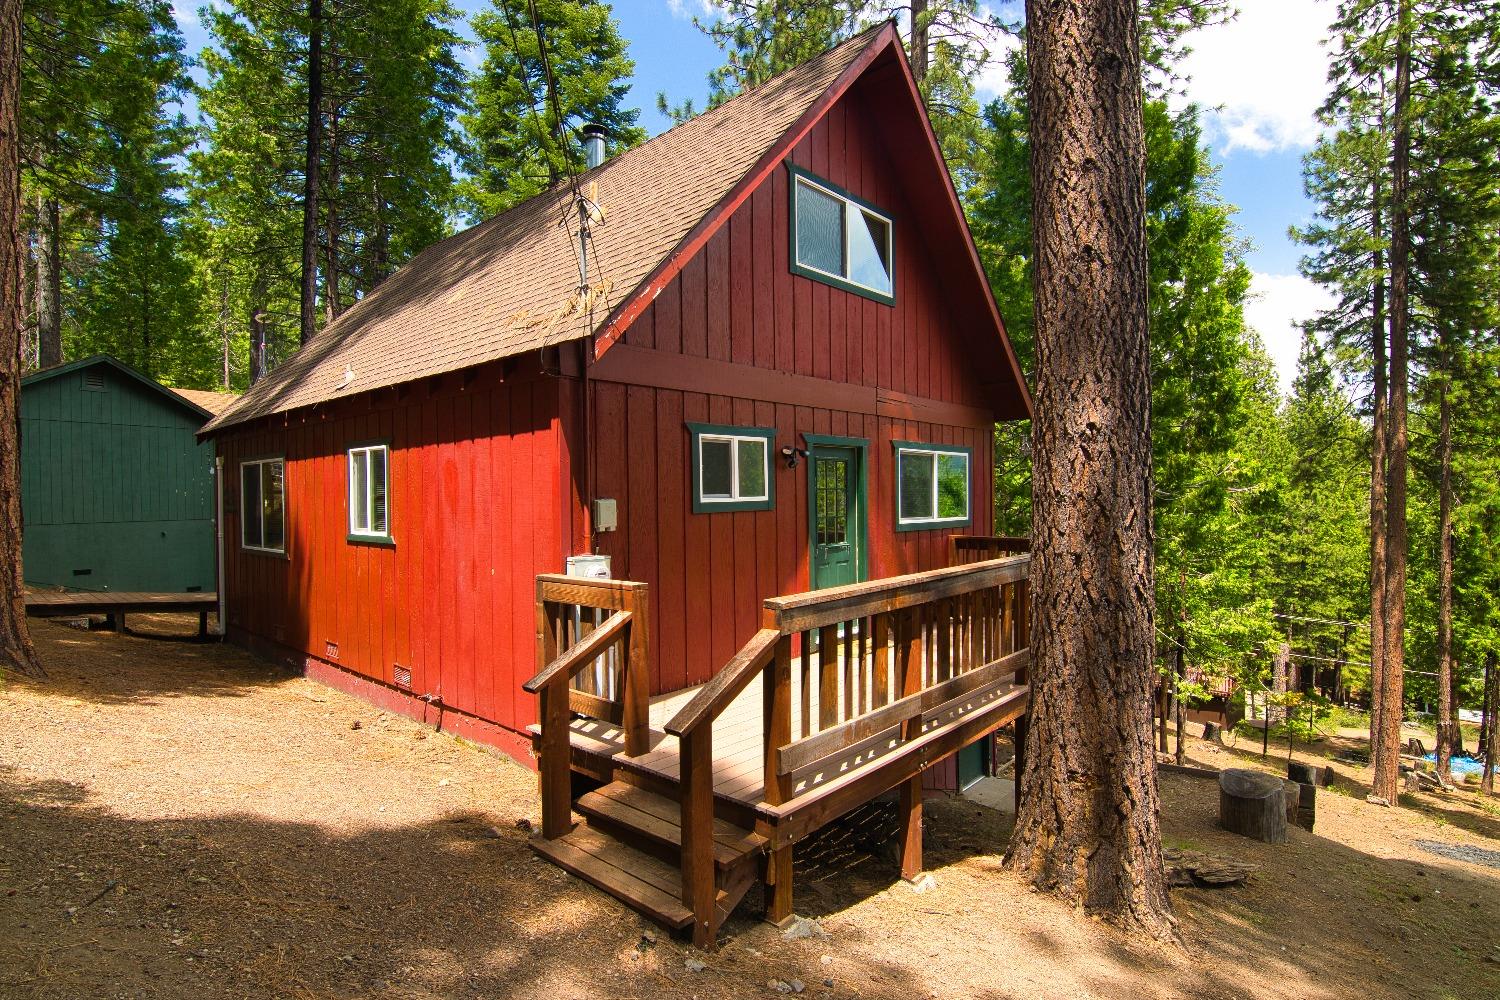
left=791, top=168, right=894, bottom=302
left=896, top=443, right=970, bottom=528
left=241, top=458, right=286, bottom=553
left=347, top=444, right=390, bottom=540
left=689, top=423, right=775, bottom=513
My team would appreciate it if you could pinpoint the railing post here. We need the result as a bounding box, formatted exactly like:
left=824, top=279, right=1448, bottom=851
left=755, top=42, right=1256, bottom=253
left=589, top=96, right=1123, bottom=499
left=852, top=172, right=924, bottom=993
left=622, top=584, right=650, bottom=757
left=680, top=725, right=716, bottom=949
left=763, top=631, right=792, bottom=807
left=536, top=596, right=572, bottom=840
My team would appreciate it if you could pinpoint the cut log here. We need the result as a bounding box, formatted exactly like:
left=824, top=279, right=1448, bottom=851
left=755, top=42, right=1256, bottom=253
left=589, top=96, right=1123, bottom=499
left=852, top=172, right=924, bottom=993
left=1283, top=781, right=1302, bottom=826
left=1163, top=847, right=1257, bottom=888
left=1291, top=780, right=1315, bottom=832
left=1219, top=768, right=1288, bottom=844
left=1287, top=760, right=1324, bottom=786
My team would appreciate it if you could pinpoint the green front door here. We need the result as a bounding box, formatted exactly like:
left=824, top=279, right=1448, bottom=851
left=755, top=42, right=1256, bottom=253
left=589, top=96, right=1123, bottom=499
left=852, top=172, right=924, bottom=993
left=809, top=444, right=864, bottom=590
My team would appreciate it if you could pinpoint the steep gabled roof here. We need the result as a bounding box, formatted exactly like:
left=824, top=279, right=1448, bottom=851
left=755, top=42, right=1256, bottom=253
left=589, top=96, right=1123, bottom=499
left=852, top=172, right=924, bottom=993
left=204, top=26, right=890, bottom=434
left=22, top=355, right=220, bottom=423
left=205, top=22, right=1030, bottom=434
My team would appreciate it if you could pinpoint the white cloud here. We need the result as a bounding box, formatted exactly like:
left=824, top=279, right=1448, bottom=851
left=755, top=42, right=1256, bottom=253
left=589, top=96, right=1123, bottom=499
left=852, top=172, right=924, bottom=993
left=665, top=0, right=718, bottom=20
left=172, top=2, right=201, bottom=29
left=1175, top=0, right=1334, bottom=154
left=1245, top=272, right=1336, bottom=394
left=969, top=10, right=1022, bottom=99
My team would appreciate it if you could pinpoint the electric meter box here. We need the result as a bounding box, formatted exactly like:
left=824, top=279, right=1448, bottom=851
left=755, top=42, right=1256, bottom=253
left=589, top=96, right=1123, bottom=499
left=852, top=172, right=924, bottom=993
left=565, top=554, right=612, bottom=580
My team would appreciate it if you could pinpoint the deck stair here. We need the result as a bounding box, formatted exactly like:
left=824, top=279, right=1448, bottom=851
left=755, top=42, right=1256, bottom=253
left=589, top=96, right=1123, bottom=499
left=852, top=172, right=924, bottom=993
left=530, top=781, right=765, bottom=931
left=525, top=554, right=1033, bottom=950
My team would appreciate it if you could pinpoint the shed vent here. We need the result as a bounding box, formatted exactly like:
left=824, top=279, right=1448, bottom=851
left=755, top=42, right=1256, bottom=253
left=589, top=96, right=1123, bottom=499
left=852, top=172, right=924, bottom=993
left=325, top=640, right=339, bottom=660
left=82, top=372, right=106, bottom=392
left=393, top=664, right=412, bottom=689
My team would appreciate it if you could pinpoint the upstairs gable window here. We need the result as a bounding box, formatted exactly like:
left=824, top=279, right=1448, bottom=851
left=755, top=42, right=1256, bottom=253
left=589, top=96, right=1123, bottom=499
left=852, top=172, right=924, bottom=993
left=789, top=165, right=894, bottom=304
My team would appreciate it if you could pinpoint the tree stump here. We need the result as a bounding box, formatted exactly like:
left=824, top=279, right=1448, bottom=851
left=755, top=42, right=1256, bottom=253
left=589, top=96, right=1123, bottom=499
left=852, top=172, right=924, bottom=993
left=1219, top=768, right=1288, bottom=844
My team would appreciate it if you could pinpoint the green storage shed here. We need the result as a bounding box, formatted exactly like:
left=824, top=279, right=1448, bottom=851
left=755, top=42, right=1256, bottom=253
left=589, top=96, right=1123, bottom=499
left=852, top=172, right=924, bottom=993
left=20, top=356, right=238, bottom=593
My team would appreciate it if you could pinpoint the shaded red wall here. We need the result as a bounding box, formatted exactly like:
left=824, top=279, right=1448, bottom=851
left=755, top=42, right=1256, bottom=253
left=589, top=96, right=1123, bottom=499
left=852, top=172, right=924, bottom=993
left=590, top=80, right=1002, bottom=694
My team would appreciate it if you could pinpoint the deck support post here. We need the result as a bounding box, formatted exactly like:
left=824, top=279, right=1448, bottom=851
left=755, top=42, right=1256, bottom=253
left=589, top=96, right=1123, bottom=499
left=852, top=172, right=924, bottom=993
left=536, top=596, right=572, bottom=841
left=764, top=844, right=794, bottom=927
left=198, top=610, right=209, bottom=638
left=680, top=727, right=717, bottom=949
left=622, top=585, right=650, bottom=757
left=898, top=773, right=923, bottom=880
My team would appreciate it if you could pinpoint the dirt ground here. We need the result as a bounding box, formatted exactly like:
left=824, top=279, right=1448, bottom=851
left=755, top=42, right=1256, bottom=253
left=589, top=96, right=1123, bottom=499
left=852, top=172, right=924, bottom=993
left=2, top=616, right=1498, bottom=1000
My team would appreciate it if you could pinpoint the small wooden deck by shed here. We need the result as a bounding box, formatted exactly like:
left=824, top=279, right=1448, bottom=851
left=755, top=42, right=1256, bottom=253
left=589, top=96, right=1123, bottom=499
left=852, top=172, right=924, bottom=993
left=25, top=590, right=218, bottom=636
left=526, top=541, right=1031, bottom=948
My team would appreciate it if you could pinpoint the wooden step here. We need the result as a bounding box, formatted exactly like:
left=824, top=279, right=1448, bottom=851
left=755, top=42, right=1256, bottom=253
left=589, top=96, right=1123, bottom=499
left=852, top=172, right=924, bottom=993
left=532, top=824, right=695, bottom=930
left=576, top=782, right=766, bottom=869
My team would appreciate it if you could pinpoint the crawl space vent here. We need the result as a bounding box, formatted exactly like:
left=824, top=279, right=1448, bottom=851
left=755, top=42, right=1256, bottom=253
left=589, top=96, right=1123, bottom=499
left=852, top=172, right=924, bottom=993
left=393, top=664, right=413, bottom=689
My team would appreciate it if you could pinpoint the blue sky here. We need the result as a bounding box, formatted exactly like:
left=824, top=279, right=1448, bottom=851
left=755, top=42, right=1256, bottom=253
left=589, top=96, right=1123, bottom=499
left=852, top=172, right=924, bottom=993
left=174, top=0, right=1338, bottom=394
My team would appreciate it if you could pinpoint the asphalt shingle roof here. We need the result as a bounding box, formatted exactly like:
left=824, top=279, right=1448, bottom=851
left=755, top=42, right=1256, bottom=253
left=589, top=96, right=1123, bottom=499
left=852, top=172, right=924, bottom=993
left=204, top=27, right=885, bottom=434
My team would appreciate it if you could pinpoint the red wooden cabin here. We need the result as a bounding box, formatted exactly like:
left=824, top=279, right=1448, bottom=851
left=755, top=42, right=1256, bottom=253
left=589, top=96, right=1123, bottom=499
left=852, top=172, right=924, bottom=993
left=203, top=26, right=1033, bottom=940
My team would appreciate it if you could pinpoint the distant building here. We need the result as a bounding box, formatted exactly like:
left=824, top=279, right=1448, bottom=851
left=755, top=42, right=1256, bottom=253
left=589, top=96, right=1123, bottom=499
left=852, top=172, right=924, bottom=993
left=20, top=356, right=238, bottom=593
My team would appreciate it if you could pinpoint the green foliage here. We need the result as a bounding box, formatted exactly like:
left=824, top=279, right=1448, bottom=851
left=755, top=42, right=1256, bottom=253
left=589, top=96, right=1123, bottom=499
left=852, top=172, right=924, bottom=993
left=20, top=0, right=210, bottom=383
left=191, top=0, right=466, bottom=385
left=459, top=0, right=645, bottom=220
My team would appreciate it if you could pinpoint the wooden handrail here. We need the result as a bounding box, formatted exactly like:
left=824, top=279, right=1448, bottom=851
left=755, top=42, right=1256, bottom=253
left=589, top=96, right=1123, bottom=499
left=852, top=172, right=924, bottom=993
left=665, top=628, right=780, bottom=737
left=764, top=556, right=1028, bottom=632
left=522, top=609, right=633, bottom=694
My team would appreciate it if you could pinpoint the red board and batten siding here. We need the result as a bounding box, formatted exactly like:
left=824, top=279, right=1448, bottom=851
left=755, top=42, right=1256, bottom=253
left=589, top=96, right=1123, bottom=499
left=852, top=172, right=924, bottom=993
left=589, top=79, right=1000, bottom=696
left=218, top=361, right=566, bottom=740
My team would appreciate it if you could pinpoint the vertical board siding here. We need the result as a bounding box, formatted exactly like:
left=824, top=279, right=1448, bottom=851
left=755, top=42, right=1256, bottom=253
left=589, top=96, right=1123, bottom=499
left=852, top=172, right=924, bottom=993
left=20, top=363, right=218, bottom=592
left=596, top=80, right=1007, bottom=689
left=219, top=362, right=563, bottom=734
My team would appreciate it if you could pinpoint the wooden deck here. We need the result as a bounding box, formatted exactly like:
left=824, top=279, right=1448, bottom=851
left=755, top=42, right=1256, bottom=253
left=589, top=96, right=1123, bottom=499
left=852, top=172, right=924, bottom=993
left=526, top=547, right=1032, bottom=949
left=562, top=662, right=1026, bottom=817
left=25, top=591, right=218, bottom=636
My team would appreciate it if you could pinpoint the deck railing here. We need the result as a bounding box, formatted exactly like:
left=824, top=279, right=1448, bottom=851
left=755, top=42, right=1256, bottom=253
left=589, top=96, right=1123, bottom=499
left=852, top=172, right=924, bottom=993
left=664, top=555, right=1030, bottom=933
left=525, top=574, right=650, bottom=838
left=949, top=534, right=1031, bottom=563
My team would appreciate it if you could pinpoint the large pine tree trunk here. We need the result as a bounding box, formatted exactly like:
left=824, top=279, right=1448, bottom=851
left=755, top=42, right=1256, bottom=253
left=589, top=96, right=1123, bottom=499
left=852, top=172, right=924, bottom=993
left=1372, top=12, right=1411, bottom=805
left=1434, top=328, right=1456, bottom=781
left=300, top=0, right=323, bottom=345
left=1367, top=174, right=1388, bottom=761
left=0, top=0, right=42, bottom=678
left=1005, top=0, right=1175, bottom=940
left=35, top=194, right=60, bottom=368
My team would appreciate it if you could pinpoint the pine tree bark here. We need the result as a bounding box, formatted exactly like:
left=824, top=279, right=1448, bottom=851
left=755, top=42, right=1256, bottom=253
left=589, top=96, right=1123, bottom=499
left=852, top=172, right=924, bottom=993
left=35, top=194, right=60, bottom=368
left=1367, top=171, right=1388, bottom=763
left=1434, top=326, right=1456, bottom=781
left=1174, top=638, right=1186, bottom=767
left=1482, top=651, right=1496, bottom=796
left=0, top=0, right=43, bottom=678
left=300, top=0, right=323, bottom=345
left=1372, top=10, right=1411, bottom=805
left=909, top=0, right=929, bottom=83
left=1005, top=0, right=1175, bottom=941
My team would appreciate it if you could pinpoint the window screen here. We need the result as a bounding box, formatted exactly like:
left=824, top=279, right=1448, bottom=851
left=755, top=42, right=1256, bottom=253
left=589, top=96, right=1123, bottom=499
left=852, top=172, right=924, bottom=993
left=791, top=170, right=894, bottom=302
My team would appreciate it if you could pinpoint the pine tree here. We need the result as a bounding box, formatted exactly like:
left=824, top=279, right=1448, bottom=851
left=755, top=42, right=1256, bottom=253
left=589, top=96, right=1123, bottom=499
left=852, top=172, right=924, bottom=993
left=191, top=0, right=465, bottom=384
left=1006, top=0, right=1175, bottom=940
left=458, top=0, right=644, bottom=220
left=1, top=0, right=39, bottom=676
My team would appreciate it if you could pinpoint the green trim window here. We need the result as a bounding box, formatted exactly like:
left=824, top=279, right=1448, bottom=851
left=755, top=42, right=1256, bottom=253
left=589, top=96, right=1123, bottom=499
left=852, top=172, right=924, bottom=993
left=241, top=457, right=286, bottom=553
left=894, top=441, right=971, bottom=530
left=788, top=165, right=895, bottom=304
left=347, top=444, right=391, bottom=542
left=689, top=423, right=776, bottom=513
